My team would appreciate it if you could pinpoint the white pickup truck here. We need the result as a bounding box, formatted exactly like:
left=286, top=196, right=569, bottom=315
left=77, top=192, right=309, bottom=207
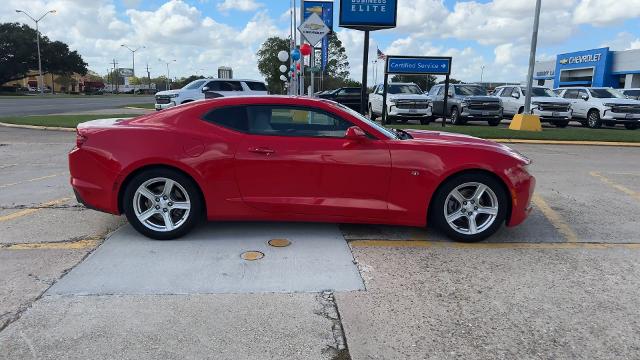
left=154, top=78, right=268, bottom=110
left=368, top=82, right=432, bottom=124
left=556, top=87, right=640, bottom=130
left=495, top=85, right=572, bottom=128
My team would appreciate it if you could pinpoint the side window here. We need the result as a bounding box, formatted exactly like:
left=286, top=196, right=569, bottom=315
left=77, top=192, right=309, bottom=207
left=563, top=89, right=578, bottom=99
left=246, top=106, right=353, bottom=138
left=202, top=106, right=248, bottom=132
left=578, top=89, right=588, bottom=99
left=245, top=82, right=267, bottom=91
left=437, top=86, right=445, bottom=95
left=205, top=81, right=221, bottom=91
left=428, top=86, right=439, bottom=96
left=376, top=86, right=384, bottom=95
left=500, top=87, right=512, bottom=97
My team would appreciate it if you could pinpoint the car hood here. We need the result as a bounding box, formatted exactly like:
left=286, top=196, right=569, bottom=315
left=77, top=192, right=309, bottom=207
left=404, top=129, right=530, bottom=164
left=458, top=95, right=500, bottom=102
left=531, top=97, right=570, bottom=104
left=155, top=90, right=180, bottom=96
left=595, top=98, right=640, bottom=105
left=388, top=94, right=429, bottom=101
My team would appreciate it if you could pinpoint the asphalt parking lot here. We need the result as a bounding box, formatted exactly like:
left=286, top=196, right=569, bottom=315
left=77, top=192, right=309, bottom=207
left=0, top=95, right=154, bottom=116
left=1, top=125, right=640, bottom=359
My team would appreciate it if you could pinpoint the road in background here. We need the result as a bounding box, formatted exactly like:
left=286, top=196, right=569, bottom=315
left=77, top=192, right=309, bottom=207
left=0, top=96, right=154, bottom=116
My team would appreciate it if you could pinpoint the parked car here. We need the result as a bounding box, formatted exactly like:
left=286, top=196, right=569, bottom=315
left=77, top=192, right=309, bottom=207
left=494, top=86, right=572, bottom=127
left=317, top=87, right=363, bottom=112
left=556, top=87, right=640, bottom=129
left=368, top=82, right=431, bottom=124
left=69, top=96, right=535, bottom=242
left=154, top=79, right=268, bottom=110
left=621, top=88, right=640, bottom=100
left=428, top=84, right=503, bottom=126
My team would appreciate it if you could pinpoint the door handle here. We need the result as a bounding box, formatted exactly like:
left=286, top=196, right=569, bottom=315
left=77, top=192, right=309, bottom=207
left=248, top=147, right=275, bottom=155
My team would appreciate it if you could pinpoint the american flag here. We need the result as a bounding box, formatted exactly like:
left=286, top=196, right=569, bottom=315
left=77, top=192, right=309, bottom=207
left=377, top=48, right=386, bottom=60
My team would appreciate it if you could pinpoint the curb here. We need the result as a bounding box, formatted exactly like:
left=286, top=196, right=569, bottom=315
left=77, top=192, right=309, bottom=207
left=0, top=122, right=75, bottom=132
left=123, top=106, right=153, bottom=111
left=490, top=139, right=640, bottom=147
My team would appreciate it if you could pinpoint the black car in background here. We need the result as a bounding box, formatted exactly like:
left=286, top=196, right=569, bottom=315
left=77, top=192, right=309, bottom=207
left=318, top=87, right=365, bottom=112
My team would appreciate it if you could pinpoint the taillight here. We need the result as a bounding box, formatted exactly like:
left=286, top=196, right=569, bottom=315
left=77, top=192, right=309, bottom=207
left=76, top=132, right=87, bottom=147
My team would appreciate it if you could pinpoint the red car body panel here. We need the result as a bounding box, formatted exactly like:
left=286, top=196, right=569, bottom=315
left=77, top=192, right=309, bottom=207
left=69, top=96, right=534, bottom=229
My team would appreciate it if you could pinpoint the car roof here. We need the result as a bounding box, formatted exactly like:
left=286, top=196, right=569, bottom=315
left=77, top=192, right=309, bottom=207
left=197, top=78, right=265, bottom=82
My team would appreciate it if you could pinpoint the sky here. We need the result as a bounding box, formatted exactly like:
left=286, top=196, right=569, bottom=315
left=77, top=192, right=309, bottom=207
left=2, top=0, right=640, bottom=85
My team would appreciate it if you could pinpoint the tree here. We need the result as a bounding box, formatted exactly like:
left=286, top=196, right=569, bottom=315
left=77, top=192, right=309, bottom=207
left=438, top=78, right=464, bottom=84
left=172, top=75, right=205, bottom=89
left=257, top=36, right=290, bottom=94
left=391, top=74, right=437, bottom=92
left=0, top=23, right=87, bottom=85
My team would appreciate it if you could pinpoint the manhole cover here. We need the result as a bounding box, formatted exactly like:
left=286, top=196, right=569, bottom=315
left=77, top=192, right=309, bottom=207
left=268, top=238, right=291, bottom=247
left=241, top=251, right=264, bottom=261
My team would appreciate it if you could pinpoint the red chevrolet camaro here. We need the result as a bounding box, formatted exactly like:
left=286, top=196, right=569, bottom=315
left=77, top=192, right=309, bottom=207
left=69, top=96, right=535, bottom=242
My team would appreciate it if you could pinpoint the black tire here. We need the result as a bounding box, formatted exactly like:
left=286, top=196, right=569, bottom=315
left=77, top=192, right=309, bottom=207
left=399, top=118, right=409, bottom=124
left=368, top=104, right=377, bottom=121
left=488, top=118, right=501, bottom=126
left=517, top=107, right=524, bottom=114
left=450, top=107, right=465, bottom=125
left=587, top=110, right=602, bottom=129
left=553, top=120, right=569, bottom=128
left=420, top=117, right=432, bottom=125
left=431, top=172, right=508, bottom=242
left=625, top=123, right=639, bottom=130
left=604, top=121, right=616, bottom=127
left=123, top=168, right=203, bottom=240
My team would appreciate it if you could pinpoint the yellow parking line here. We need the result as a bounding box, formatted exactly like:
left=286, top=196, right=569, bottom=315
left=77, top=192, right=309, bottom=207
left=0, top=173, right=65, bottom=189
left=590, top=171, right=640, bottom=203
left=1, top=239, right=100, bottom=250
left=0, top=197, right=71, bottom=223
left=0, top=164, right=18, bottom=169
left=532, top=194, right=579, bottom=243
left=349, top=240, right=640, bottom=250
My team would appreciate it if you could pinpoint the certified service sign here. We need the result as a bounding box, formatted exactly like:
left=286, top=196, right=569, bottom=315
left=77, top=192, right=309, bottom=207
left=386, top=56, right=452, bottom=75
left=339, top=0, right=397, bottom=30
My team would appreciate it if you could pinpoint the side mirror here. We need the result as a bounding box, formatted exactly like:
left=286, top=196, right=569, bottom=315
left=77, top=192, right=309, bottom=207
left=581, top=94, right=589, bottom=101
left=345, top=126, right=367, bottom=141
left=201, top=86, right=209, bottom=93
left=511, top=92, right=520, bottom=99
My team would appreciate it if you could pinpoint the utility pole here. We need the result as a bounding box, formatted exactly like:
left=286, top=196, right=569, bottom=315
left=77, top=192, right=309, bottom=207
left=480, top=65, right=485, bottom=84
left=112, top=59, right=119, bottom=94
left=146, top=63, right=151, bottom=91
left=524, top=0, right=542, bottom=114
left=159, top=59, right=176, bottom=90
left=15, top=9, right=56, bottom=96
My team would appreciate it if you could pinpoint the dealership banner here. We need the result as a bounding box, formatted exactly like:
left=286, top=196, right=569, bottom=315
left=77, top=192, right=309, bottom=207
left=303, top=1, right=333, bottom=71
left=339, top=0, right=397, bottom=30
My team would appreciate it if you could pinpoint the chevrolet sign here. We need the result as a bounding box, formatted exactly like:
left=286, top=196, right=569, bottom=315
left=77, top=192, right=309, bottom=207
left=559, top=53, right=602, bottom=65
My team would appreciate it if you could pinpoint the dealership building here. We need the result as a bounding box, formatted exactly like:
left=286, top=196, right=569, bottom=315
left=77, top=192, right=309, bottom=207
left=534, top=47, right=640, bottom=89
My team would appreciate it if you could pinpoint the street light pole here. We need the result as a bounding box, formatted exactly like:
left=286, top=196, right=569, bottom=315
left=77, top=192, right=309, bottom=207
left=524, top=0, right=542, bottom=114
left=480, top=65, right=485, bottom=84
left=159, top=59, right=176, bottom=90
left=120, top=44, right=145, bottom=77
left=15, top=9, right=56, bottom=96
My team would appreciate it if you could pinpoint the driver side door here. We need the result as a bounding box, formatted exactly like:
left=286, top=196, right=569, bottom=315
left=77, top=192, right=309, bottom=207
left=234, top=105, right=392, bottom=219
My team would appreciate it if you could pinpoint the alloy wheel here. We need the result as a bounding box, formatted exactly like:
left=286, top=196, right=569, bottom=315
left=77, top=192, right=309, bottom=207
left=133, top=177, right=191, bottom=232
left=443, top=182, right=499, bottom=235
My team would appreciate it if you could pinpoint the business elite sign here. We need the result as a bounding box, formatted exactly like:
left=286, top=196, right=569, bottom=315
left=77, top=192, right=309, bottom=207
left=339, top=0, right=398, bottom=30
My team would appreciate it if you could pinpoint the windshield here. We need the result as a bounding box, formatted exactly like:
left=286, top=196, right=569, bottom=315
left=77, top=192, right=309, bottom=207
left=183, top=80, right=207, bottom=90
left=388, top=84, right=422, bottom=95
left=590, top=88, right=625, bottom=99
left=454, top=85, right=486, bottom=96
left=332, top=102, right=398, bottom=139
left=522, top=87, right=555, bottom=97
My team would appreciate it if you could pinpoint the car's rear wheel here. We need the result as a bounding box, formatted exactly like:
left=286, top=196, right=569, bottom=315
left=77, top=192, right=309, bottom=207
left=368, top=104, right=377, bottom=121
left=123, top=168, right=203, bottom=240
left=587, top=110, right=602, bottom=129
left=420, top=117, right=431, bottom=125
left=431, top=173, right=508, bottom=242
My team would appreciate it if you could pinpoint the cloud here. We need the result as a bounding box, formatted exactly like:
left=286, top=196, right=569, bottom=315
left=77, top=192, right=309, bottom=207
left=573, top=0, right=640, bottom=26
left=217, top=0, right=263, bottom=12
left=604, top=32, right=640, bottom=51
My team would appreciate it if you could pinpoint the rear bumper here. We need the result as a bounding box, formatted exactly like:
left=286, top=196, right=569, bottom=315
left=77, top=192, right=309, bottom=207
left=69, top=146, right=121, bottom=215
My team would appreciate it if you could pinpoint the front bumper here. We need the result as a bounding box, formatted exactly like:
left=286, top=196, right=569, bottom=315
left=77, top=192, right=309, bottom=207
left=387, top=105, right=432, bottom=117
left=533, top=109, right=572, bottom=121
left=460, top=108, right=502, bottom=119
left=601, top=111, right=640, bottom=122
left=155, top=101, right=176, bottom=110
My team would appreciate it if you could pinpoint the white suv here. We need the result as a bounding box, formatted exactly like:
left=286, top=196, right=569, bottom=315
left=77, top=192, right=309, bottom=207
left=368, top=82, right=432, bottom=124
left=155, top=78, right=268, bottom=110
left=556, top=87, right=640, bottom=130
left=495, top=86, right=572, bottom=128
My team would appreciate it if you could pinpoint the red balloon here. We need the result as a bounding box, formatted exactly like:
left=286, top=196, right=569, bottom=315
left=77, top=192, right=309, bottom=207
left=296, top=63, right=301, bottom=70
left=300, top=43, right=312, bottom=56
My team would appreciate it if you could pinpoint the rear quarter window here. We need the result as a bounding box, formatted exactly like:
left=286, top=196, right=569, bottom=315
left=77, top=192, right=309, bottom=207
left=245, top=82, right=267, bottom=91
left=202, top=106, right=248, bottom=132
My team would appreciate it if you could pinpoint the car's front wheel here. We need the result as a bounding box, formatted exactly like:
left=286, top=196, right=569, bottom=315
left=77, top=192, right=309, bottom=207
left=123, top=168, right=203, bottom=240
left=587, top=110, right=602, bottom=129
left=625, top=123, right=638, bottom=130
left=450, top=107, right=465, bottom=125
left=431, top=172, right=508, bottom=242
left=368, top=104, right=377, bottom=121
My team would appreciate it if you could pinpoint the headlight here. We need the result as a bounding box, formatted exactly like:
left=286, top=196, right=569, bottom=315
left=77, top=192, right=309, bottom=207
left=603, top=103, right=616, bottom=107
left=169, top=94, right=179, bottom=98
left=388, top=99, right=397, bottom=104
left=460, top=100, right=468, bottom=107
